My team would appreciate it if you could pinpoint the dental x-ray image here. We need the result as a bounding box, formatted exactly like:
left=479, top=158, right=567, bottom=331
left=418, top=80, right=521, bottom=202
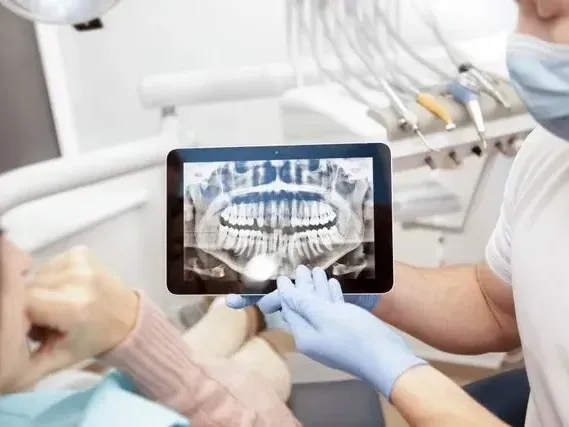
left=182, top=157, right=375, bottom=294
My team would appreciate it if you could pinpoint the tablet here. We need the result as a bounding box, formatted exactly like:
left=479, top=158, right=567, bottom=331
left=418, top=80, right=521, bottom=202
left=166, top=143, right=393, bottom=295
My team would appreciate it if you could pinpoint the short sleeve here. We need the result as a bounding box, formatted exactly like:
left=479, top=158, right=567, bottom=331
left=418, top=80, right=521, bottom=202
left=485, top=128, right=564, bottom=286
left=484, top=147, right=527, bottom=286
left=484, top=126, right=552, bottom=285
left=485, top=197, right=514, bottom=285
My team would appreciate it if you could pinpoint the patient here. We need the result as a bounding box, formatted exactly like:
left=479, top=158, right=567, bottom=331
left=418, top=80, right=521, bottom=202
left=0, top=233, right=299, bottom=426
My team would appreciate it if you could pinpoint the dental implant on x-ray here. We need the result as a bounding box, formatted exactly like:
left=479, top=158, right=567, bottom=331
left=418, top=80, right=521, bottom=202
left=183, top=158, right=374, bottom=289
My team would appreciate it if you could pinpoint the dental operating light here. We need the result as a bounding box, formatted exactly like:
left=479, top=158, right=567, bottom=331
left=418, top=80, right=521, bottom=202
left=0, top=0, right=119, bottom=24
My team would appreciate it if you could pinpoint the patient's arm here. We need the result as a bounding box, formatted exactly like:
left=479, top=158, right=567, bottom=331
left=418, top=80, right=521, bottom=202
left=390, top=365, right=507, bottom=427
left=101, top=294, right=300, bottom=427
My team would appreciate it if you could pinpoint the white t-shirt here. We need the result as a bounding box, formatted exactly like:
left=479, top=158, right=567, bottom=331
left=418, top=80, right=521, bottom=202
left=486, top=127, right=569, bottom=427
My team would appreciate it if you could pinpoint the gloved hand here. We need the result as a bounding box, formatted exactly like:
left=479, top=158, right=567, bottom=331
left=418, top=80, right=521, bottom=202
left=15, top=246, right=139, bottom=391
left=277, top=265, right=426, bottom=398
left=226, top=281, right=379, bottom=313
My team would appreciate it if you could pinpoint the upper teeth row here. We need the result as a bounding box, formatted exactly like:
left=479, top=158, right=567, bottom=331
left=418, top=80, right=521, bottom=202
left=221, top=200, right=336, bottom=228
left=218, top=225, right=344, bottom=258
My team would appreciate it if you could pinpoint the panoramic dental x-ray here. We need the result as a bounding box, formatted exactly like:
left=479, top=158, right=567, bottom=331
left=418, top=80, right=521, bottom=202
left=183, top=157, right=374, bottom=291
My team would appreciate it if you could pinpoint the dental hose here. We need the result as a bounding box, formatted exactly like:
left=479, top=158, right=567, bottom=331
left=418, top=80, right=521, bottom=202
left=338, top=2, right=455, bottom=133
left=340, top=1, right=455, bottom=132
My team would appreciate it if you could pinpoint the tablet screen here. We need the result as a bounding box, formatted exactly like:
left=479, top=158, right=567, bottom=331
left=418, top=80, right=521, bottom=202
left=167, top=143, right=392, bottom=295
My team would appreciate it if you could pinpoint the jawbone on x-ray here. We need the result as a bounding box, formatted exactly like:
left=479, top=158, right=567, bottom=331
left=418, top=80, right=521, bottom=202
left=184, top=158, right=374, bottom=285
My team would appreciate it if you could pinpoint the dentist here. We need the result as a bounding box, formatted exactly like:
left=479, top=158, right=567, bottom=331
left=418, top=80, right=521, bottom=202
left=229, top=1, right=569, bottom=426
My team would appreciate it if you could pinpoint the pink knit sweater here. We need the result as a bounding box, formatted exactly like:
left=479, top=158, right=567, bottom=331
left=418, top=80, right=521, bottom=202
left=101, top=295, right=300, bottom=427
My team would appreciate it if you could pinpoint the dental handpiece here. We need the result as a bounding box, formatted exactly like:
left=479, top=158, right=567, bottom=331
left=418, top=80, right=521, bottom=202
left=458, top=64, right=511, bottom=109
left=379, top=79, right=438, bottom=151
left=388, top=81, right=455, bottom=130
left=415, top=92, right=456, bottom=131
left=447, top=81, right=487, bottom=150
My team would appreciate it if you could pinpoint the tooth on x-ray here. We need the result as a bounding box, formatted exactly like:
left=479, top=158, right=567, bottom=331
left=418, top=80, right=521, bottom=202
left=216, top=197, right=347, bottom=261
left=185, top=158, right=374, bottom=278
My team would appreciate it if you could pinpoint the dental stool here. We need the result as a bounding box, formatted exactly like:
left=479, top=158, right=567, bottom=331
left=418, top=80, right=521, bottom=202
left=289, top=380, right=386, bottom=427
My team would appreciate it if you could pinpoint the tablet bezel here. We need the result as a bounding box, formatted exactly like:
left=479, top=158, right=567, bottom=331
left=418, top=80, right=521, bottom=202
left=167, top=142, right=393, bottom=295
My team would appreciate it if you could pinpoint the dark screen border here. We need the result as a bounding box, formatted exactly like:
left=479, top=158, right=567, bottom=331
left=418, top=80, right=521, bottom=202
left=166, top=142, right=393, bottom=295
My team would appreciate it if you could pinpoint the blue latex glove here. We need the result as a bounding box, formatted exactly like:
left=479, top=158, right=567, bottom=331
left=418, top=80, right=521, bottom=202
left=226, top=278, right=380, bottom=313
left=277, top=265, right=426, bottom=398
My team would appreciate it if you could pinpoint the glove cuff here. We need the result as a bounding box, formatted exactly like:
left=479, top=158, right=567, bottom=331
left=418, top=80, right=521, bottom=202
left=360, top=295, right=381, bottom=312
left=372, top=353, right=428, bottom=399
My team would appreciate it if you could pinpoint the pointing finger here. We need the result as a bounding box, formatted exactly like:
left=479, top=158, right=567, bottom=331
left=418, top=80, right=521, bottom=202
left=311, top=267, right=331, bottom=301
left=328, top=278, right=344, bottom=303
left=295, top=265, right=313, bottom=294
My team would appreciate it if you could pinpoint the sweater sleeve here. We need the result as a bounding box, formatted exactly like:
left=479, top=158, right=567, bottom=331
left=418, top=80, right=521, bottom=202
left=100, top=294, right=300, bottom=427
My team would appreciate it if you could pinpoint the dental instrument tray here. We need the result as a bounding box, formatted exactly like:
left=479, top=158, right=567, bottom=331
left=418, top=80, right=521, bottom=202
left=166, top=143, right=393, bottom=296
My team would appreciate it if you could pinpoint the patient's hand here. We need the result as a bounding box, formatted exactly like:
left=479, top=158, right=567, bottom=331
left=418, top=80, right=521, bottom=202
left=15, top=246, right=139, bottom=390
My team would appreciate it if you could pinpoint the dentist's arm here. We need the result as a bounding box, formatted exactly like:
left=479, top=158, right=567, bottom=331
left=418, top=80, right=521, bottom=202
left=376, top=261, right=520, bottom=355
left=229, top=150, right=523, bottom=357
left=390, top=365, right=507, bottom=427
left=277, top=266, right=506, bottom=427
left=375, top=145, right=523, bottom=355
left=227, top=262, right=519, bottom=355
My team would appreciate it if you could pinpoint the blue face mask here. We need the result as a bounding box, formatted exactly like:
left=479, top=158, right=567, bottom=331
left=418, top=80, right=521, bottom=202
left=507, top=34, right=569, bottom=140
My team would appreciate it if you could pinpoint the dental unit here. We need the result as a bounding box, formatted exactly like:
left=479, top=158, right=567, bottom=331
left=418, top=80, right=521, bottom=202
left=279, top=0, right=531, bottom=162
left=0, top=0, right=533, bottom=271
left=412, top=1, right=512, bottom=111
left=0, top=0, right=532, bottom=372
left=410, top=0, right=512, bottom=149
left=341, top=2, right=456, bottom=132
